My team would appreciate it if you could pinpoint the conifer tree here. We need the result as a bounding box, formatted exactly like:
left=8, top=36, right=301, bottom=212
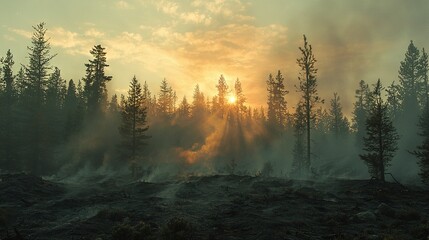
left=266, top=71, right=288, bottom=130
left=192, top=84, right=205, bottom=117
left=63, top=79, right=79, bottom=139
left=0, top=49, right=18, bottom=169
left=157, top=78, right=174, bottom=117
left=327, top=93, right=349, bottom=137
left=22, top=22, right=56, bottom=173
left=109, top=94, right=120, bottom=114
left=398, top=41, right=421, bottom=113
left=360, top=79, right=399, bottom=182
left=296, top=35, right=321, bottom=172
left=45, top=67, right=66, bottom=144
left=178, top=96, right=191, bottom=118
left=216, top=75, right=228, bottom=117
left=83, top=45, right=112, bottom=115
left=386, top=81, right=400, bottom=121
left=234, top=78, right=246, bottom=117
left=119, top=76, right=149, bottom=162
left=352, top=80, right=371, bottom=148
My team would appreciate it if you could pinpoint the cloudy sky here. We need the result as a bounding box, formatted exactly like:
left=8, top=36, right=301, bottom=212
left=1, top=0, right=428, bottom=116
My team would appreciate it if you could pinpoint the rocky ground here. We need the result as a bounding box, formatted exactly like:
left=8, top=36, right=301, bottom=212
left=0, top=173, right=428, bottom=240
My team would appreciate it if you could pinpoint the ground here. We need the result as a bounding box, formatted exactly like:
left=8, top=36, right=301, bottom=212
left=0, top=173, right=428, bottom=240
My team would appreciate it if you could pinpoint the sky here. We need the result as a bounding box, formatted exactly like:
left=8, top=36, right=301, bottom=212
left=1, top=0, right=428, bottom=117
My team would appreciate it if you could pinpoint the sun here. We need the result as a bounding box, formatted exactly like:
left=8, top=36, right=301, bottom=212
left=228, top=95, right=236, bottom=104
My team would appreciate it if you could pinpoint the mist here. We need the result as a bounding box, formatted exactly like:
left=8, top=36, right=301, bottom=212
left=1, top=2, right=429, bottom=239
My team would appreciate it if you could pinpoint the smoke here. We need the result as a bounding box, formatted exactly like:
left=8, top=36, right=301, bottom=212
left=267, top=0, right=429, bottom=116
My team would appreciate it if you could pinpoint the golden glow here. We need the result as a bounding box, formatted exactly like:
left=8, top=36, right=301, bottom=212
left=228, top=95, right=237, bottom=104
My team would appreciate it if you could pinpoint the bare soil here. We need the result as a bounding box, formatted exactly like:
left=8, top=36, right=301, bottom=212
left=0, top=173, right=428, bottom=240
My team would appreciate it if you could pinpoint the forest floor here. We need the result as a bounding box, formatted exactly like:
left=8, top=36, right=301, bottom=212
left=0, top=173, right=428, bottom=240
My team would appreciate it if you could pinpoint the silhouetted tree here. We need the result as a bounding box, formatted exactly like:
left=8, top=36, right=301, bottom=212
left=386, top=81, right=400, bottom=121
left=267, top=71, right=288, bottom=131
left=63, top=79, right=79, bottom=139
left=0, top=49, right=18, bottom=170
left=83, top=45, right=112, bottom=115
left=296, top=35, right=321, bottom=173
left=398, top=41, right=421, bottom=113
left=22, top=22, right=56, bottom=173
left=327, top=93, right=349, bottom=137
left=178, top=96, right=191, bottom=118
left=119, top=76, right=149, bottom=162
left=157, top=78, right=174, bottom=117
left=109, top=94, right=120, bottom=114
left=360, top=79, right=399, bottom=182
left=352, top=80, right=371, bottom=148
left=45, top=67, right=66, bottom=145
left=234, top=78, right=246, bottom=117
left=216, top=75, right=228, bottom=118
left=192, top=84, right=205, bottom=118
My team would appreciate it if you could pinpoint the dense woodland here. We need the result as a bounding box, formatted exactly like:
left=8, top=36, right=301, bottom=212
left=0, top=23, right=428, bottom=185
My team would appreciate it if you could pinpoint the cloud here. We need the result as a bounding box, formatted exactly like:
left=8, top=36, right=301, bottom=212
left=154, top=0, right=178, bottom=15
left=84, top=28, right=105, bottom=38
left=116, top=0, right=131, bottom=9
left=9, top=28, right=32, bottom=39
left=180, top=12, right=212, bottom=25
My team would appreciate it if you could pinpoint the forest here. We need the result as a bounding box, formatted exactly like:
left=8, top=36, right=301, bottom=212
left=0, top=23, right=428, bottom=185
left=1, top=21, right=429, bottom=239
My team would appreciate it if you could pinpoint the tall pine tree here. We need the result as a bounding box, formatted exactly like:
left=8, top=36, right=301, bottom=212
left=296, top=35, right=321, bottom=173
left=360, top=79, right=399, bottom=182
left=22, top=22, right=56, bottom=173
left=83, top=45, right=112, bottom=116
left=0, top=49, right=18, bottom=170
left=119, top=76, right=149, bottom=162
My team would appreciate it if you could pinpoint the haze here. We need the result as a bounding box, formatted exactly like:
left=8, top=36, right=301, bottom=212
left=1, top=0, right=428, bottom=115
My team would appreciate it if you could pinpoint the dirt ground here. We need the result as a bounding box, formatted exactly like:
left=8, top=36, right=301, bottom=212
left=0, top=173, right=428, bottom=240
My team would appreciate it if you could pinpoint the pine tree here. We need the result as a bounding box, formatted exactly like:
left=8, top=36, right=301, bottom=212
left=266, top=71, right=288, bottom=130
left=157, top=78, right=173, bottom=117
left=109, top=94, right=119, bottom=114
left=398, top=41, right=421, bottom=113
left=119, top=76, right=149, bottom=162
left=83, top=45, right=112, bottom=115
left=360, top=79, right=399, bottom=182
left=63, top=79, right=79, bottom=139
left=296, top=35, right=321, bottom=173
left=45, top=67, right=66, bottom=144
left=352, top=80, right=371, bottom=148
left=234, top=78, right=246, bottom=117
left=386, top=81, right=400, bottom=121
left=216, top=75, right=228, bottom=118
left=192, top=84, right=205, bottom=118
left=178, top=96, right=191, bottom=118
left=0, top=49, right=18, bottom=170
left=327, top=93, right=349, bottom=137
left=22, top=22, right=56, bottom=173
left=266, top=73, right=276, bottom=125
left=24, top=23, right=56, bottom=105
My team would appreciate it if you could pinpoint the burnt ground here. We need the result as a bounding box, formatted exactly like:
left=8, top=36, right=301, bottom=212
left=0, top=173, right=428, bottom=240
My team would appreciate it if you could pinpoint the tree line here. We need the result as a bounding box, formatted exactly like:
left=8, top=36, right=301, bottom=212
left=0, top=23, right=428, bottom=185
